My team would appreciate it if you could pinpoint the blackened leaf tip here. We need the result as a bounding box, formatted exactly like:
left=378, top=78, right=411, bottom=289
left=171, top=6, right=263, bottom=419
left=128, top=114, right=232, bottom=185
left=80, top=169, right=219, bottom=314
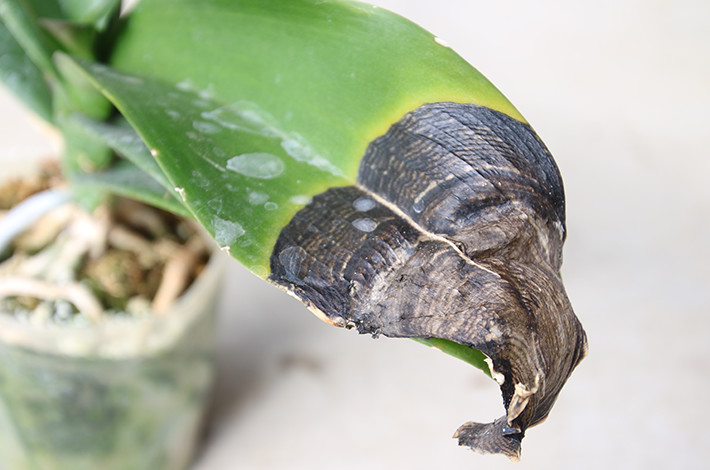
left=454, top=417, right=522, bottom=461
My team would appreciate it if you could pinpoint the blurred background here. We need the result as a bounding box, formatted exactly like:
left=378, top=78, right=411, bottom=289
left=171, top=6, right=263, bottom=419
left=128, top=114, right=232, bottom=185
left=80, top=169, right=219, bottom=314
left=1, top=0, right=708, bottom=468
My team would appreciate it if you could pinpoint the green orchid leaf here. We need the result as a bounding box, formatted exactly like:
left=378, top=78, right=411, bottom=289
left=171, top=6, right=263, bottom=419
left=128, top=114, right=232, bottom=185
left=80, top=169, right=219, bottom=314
left=0, top=0, right=60, bottom=79
left=53, top=40, right=111, bottom=119
left=50, top=0, right=119, bottom=30
left=23, top=0, right=62, bottom=19
left=72, top=159, right=192, bottom=218
left=110, top=0, right=523, bottom=182
left=40, top=18, right=96, bottom=59
left=414, top=338, right=492, bottom=378
left=59, top=110, right=113, bottom=173
left=27, top=0, right=120, bottom=31
left=69, top=114, right=174, bottom=191
left=1, top=0, right=114, bottom=124
left=66, top=51, right=499, bottom=381
left=0, top=19, right=52, bottom=121
left=53, top=54, right=115, bottom=177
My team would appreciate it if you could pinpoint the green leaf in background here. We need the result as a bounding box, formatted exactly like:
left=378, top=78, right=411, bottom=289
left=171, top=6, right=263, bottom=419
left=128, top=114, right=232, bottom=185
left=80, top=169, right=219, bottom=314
left=72, top=159, right=192, bottom=218
left=40, top=19, right=97, bottom=59
left=59, top=108, right=113, bottom=173
left=26, top=0, right=121, bottom=30
left=69, top=114, right=175, bottom=191
left=1, top=0, right=114, bottom=123
left=53, top=38, right=111, bottom=119
left=26, top=0, right=122, bottom=62
left=52, top=49, right=115, bottom=184
left=68, top=112, right=191, bottom=215
left=0, top=0, right=61, bottom=79
left=0, top=19, right=52, bottom=121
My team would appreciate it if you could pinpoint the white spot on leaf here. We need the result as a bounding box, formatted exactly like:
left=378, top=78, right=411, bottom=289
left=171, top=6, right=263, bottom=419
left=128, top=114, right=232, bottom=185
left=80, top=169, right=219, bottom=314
left=202, top=100, right=343, bottom=177
left=248, top=191, right=269, bottom=206
left=289, top=195, right=312, bottom=205
left=412, top=201, right=425, bottom=214
left=175, top=187, right=186, bottom=201
left=192, top=98, right=211, bottom=109
left=176, top=79, right=193, bottom=91
left=213, top=217, right=245, bottom=247
left=352, top=218, right=377, bottom=232
left=281, top=135, right=342, bottom=176
left=192, top=120, right=221, bottom=135
left=226, top=153, right=285, bottom=179
left=353, top=197, right=376, bottom=212
left=198, top=85, right=215, bottom=99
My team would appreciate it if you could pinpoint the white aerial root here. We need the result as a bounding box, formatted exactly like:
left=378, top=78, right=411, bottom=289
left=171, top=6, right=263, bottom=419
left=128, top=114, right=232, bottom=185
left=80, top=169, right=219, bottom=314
left=0, top=189, right=72, bottom=254
left=0, top=276, right=104, bottom=323
left=108, top=225, right=161, bottom=266
left=18, top=214, right=97, bottom=283
left=114, top=199, right=168, bottom=237
left=2, top=186, right=206, bottom=321
left=152, top=236, right=205, bottom=315
left=85, top=204, right=111, bottom=259
left=12, top=203, right=75, bottom=252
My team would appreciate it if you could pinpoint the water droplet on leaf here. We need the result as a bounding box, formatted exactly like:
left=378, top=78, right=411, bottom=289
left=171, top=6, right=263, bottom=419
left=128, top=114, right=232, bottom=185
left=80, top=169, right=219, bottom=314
left=213, top=217, right=245, bottom=247
left=353, top=197, right=376, bottom=212
left=227, top=153, right=285, bottom=179
left=352, top=218, right=377, bottom=232
left=248, top=191, right=269, bottom=206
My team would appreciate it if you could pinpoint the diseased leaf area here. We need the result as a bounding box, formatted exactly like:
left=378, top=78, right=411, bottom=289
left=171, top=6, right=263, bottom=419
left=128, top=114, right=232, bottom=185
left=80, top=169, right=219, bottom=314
left=269, top=103, right=587, bottom=460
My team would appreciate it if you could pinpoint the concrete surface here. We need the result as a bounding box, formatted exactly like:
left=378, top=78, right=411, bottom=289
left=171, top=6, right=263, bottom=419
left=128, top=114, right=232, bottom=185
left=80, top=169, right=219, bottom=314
left=1, top=1, right=708, bottom=469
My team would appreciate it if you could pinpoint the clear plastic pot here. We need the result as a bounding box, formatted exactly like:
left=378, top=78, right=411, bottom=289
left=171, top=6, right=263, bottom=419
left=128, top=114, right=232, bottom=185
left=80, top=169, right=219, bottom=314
left=0, top=247, right=226, bottom=470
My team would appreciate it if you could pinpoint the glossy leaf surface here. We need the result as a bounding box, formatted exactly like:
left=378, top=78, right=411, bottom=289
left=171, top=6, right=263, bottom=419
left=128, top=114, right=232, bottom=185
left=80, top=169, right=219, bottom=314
left=70, top=57, right=351, bottom=273
left=74, top=0, right=523, bottom=276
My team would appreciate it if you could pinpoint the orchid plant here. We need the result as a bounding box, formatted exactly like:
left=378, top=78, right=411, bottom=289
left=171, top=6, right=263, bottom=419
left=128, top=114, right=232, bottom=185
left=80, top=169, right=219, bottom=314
left=0, top=0, right=586, bottom=460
